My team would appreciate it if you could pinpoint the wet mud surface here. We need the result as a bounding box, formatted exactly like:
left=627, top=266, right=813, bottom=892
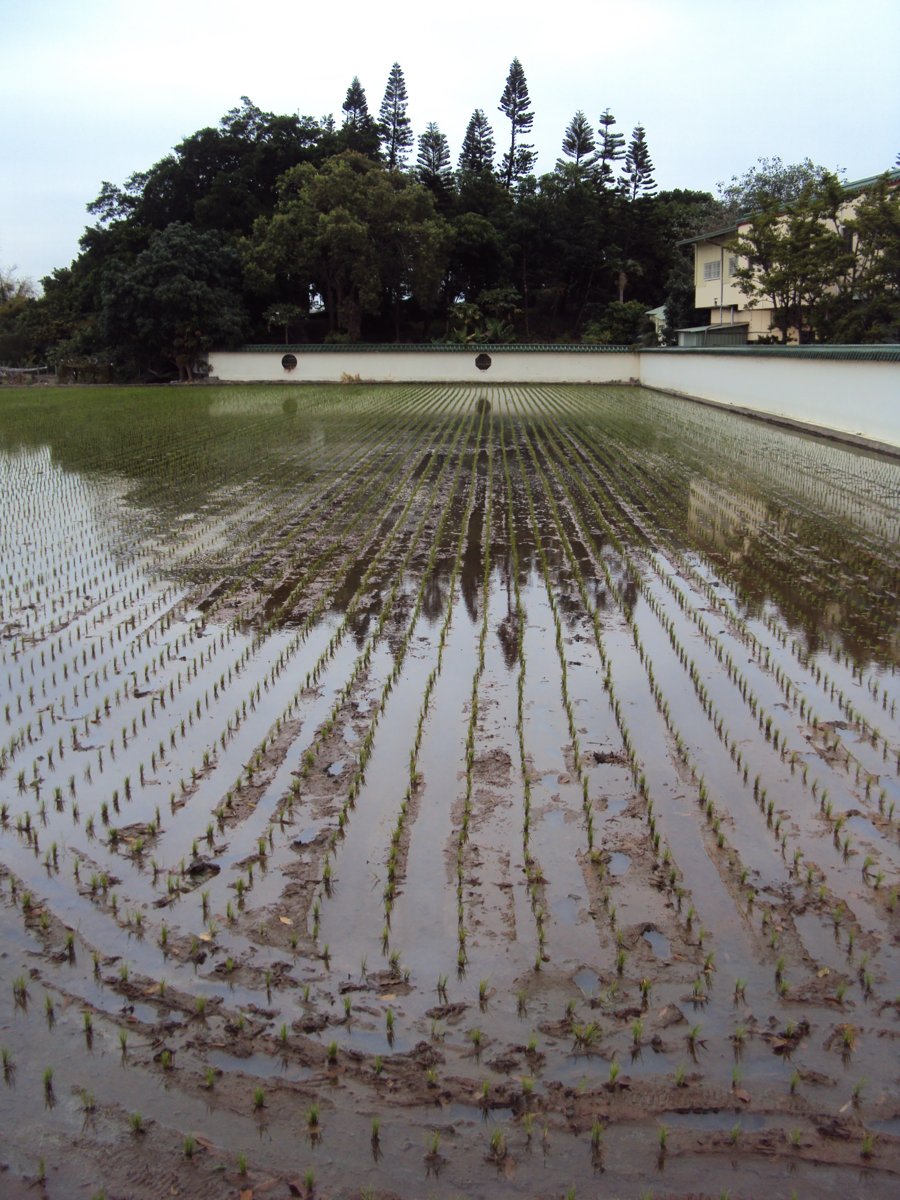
left=0, top=382, right=898, bottom=1198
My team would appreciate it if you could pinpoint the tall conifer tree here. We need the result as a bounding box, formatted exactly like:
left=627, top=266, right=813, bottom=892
left=596, top=109, right=625, bottom=189
left=498, top=58, right=536, bottom=189
left=417, top=123, right=452, bottom=194
left=342, top=77, right=370, bottom=128
left=621, top=124, right=656, bottom=200
left=378, top=63, right=413, bottom=170
left=458, top=110, right=496, bottom=175
left=559, top=110, right=596, bottom=172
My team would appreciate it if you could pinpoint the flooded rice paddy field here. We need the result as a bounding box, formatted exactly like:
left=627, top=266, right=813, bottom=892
left=0, top=382, right=898, bottom=1199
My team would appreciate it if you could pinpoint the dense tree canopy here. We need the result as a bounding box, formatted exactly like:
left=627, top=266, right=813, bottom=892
left=100, top=224, right=247, bottom=374
left=246, top=153, right=451, bottom=341
left=3, top=68, right=896, bottom=374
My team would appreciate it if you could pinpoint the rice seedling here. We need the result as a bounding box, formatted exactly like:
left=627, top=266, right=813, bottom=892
left=488, top=1126, right=506, bottom=1160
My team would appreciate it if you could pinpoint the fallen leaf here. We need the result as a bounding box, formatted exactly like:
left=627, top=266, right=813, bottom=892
left=239, top=1191, right=253, bottom=1200
left=735, top=1088, right=751, bottom=1103
left=279, top=916, right=293, bottom=926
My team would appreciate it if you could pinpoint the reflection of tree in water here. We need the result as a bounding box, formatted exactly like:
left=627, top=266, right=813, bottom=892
left=493, top=544, right=519, bottom=671
left=686, top=475, right=900, bottom=671
left=422, top=569, right=449, bottom=624
left=459, top=472, right=485, bottom=626
left=495, top=611, right=520, bottom=671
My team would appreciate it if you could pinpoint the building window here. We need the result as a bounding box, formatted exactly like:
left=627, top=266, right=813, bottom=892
left=703, top=260, right=721, bottom=281
left=728, top=256, right=739, bottom=276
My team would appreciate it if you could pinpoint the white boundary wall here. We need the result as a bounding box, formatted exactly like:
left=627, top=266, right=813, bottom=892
left=207, top=348, right=639, bottom=385
left=207, top=348, right=900, bottom=451
left=638, top=352, right=900, bottom=450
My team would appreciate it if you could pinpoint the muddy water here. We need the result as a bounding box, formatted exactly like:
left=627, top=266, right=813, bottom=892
left=1, top=384, right=898, bottom=1199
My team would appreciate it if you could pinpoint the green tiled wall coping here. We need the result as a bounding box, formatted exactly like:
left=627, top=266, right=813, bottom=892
left=235, top=343, right=900, bottom=362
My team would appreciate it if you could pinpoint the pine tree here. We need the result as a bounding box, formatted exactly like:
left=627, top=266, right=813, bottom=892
left=559, top=110, right=596, bottom=172
left=378, top=62, right=413, bottom=170
left=596, top=109, right=625, bottom=189
left=416, top=122, right=452, bottom=193
left=342, top=77, right=370, bottom=128
left=621, top=124, right=656, bottom=200
left=458, top=110, right=496, bottom=175
left=498, top=58, right=536, bottom=189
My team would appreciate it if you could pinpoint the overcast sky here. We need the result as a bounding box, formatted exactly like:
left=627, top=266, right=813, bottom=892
left=3, top=0, right=898, bottom=287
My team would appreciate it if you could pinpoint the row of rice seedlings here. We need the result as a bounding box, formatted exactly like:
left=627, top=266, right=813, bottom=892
left=543, top=397, right=889, bottom=831
left=542, top=412, right=896, bottom=923
left=531, top=408, right=879, bottom=995
left=0, top=384, right=393, bottom=700
left=589, top=449, right=897, bottom=786
left=189, top=405, right=466, bottom=829
left=596, top=379, right=899, bottom=609
left=198, top=406, right=470, bottom=919
left=453, top=406, right=494, bottom=976
left=167, top=386, right=444, bottom=631
left=534, top=415, right=802, bottom=868
left=311, top=407, right=478, bottom=943
left=0, top=393, right=458, bottom=964
left=3, top=418, right=463, bottom=971
left=538, top=412, right=832, bottom=994
left=498, top=417, right=547, bottom=962
left=217, top=387, right=465, bottom=639
left=135, top=396, right=462, bottom=794
left=185, top=407, right=467, bottom=830
left=508, top=416, right=601, bottom=970
left=548, top=383, right=898, bottom=725
left=554, top=387, right=899, bottom=759
left=3, top=384, right=434, bottom=729
left=378, top=403, right=488, bottom=947
left=510, top=410, right=706, bottom=981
